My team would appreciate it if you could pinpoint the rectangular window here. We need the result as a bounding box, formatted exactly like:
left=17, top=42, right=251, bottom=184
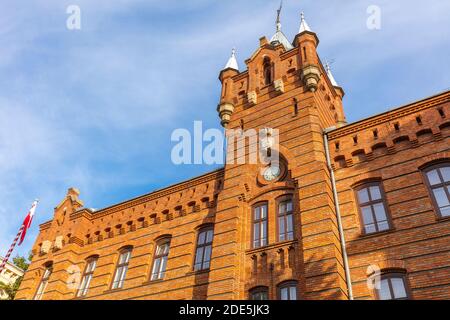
left=34, top=265, right=52, bottom=300
left=194, top=228, right=214, bottom=271
left=377, top=273, right=410, bottom=300
left=151, top=240, right=170, bottom=280
left=424, top=165, right=450, bottom=217
left=355, top=183, right=391, bottom=234
left=253, top=203, right=268, bottom=248
left=278, top=199, right=294, bottom=241
left=111, top=248, right=132, bottom=290
left=278, top=282, right=298, bottom=300
left=77, top=258, right=98, bottom=297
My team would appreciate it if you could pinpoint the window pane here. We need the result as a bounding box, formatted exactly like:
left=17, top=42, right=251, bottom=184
left=433, top=187, right=450, bottom=207
left=357, top=188, right=370, bottom=203
left=427, top=169, right=441, bottom=185
left=286, top=214, right=293, bottom=232
left=279, top=203, right=285, bottom=214
left=82, top=274, right=93, bottom=295
left=260, top=205, right=267, bottom=219
left=279, top=217, right=285, bottom=238
left=391, top=278, right=407, bottom=299
left=280, top=287, right=288, bottom=300
left=254, top=222, right=260, bottom=243
left=369, top=186, right=382, bottom=200
left=365, top=224, right=376, bottom=234
left=361, top=206, right=374, bottom=224
left=373, top=203, right=387, bottom=222
left=159, top=256, right=168, bottom=278
left=261, top=221, right=267, bottom=245
left=286, top=201, right=293, bottom=212
left=198, top=231, right=206, bottom=245
left=206, top=230, right=214, bottom=243
left=378, top=279, right=392, bottom=300
left=440, top=205, right=450, bottom=217
left=440, top=166, right=450, bottom=182
left=195, top=248, right=203, bottom=267
left=202, top=245, right=212, bottom=269
left=377, top=221, right=390, bottom=231
left=152, top=258, right=161, bottom=279
left=254, top=207, right=260, bottom=220
left=289, top=286, right=297, bottom=300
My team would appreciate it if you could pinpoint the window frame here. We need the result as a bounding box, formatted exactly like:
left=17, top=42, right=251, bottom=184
left=277, top=196, right=294, bottom=242
left=354, top=181, right=393, bottom=235
left=150, top=237, right=171, bottom=281
left=252, top=202, right=269, bottom=248
left=111, top=247, right=132, bottom=290
left=277, top=281, right=298, bottom=300
left=375, top=272, right=411, bottom=300
left=76, top=256, right=98, bottom=297
left=422, top=163, right=450, bottom=219
left=249, top=286, right=269, bottom=300
left=34, top=263, right=53, bottom=300
left=193, top=226, right=214, bottom=272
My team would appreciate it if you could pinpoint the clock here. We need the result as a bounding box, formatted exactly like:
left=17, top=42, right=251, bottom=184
left=263, top=166, right=281, bottom=181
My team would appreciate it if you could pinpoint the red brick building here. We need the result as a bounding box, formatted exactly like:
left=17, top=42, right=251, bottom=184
left=16, top=12, right=450, bottom=300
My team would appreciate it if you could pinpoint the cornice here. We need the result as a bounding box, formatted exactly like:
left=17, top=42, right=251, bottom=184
left=328, top=90, right=450, bottom=140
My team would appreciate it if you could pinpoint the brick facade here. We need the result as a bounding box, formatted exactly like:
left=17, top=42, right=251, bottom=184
left=15, top=17, right=450, bottom=300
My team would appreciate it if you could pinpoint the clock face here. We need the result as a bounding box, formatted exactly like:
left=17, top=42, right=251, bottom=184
left=263, top=166, right=281, bottom=181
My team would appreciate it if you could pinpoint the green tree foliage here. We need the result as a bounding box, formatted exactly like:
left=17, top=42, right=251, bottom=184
left=0, top=252, right=32, bottom=300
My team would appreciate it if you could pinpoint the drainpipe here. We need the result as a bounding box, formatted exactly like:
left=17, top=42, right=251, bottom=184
left=323, top=126, right=354, bottom=300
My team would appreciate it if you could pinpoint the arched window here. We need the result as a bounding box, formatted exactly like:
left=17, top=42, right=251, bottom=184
left=278, top=281, right=298, bottom=300
left=77, top=256, right=98, bottom=297
left=34, top=262, right=53, bottom=300
left=194, top=227, right=214, bottom=271
left=252, top=202, right=268, bottom=248
left=422, top=163, right=450, bottom=218
left=111, top=247, right=132, bottom=290
left=354, top=182, right=391, bottom=234
left=151, top=238, right=171, bottom=281
left=278, top=197, right=294, bottom=241
left=249, top=286, right=269, bottom=300
left=263, top=57, right=273, bottom=86
left=376, top=272, right=411, bottom=300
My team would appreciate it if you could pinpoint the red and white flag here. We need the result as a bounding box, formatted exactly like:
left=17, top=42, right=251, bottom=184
left=18, top=199, right=39, bottom=246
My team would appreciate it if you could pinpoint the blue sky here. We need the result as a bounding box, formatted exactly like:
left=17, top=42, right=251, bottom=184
left=1, top=0, right=449, bottom=258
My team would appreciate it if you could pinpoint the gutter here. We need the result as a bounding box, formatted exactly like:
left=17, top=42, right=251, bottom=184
left=323, top=126, right=354, bottom=300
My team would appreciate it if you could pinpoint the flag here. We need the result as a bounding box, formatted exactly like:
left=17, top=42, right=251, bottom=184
left=18, top=199, right=39, bottom=246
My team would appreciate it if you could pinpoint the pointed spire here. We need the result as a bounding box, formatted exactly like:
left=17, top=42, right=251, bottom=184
left=224, top=48, right=239, bottom=71
left=270, top=1, right=293, bottom=50
left=276, top=0, right=282, bottom=32
left=299, top=12, right=312, bottom=33
left=325, top=62, right=339, bottom=87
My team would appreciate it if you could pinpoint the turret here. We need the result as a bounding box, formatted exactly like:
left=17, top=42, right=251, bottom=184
left=293, top=13, right=321, bottom=92
left=218, top=49, right=240, bottom=127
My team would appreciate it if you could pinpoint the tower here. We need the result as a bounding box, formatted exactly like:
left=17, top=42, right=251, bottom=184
left=213, top=11, right=350, bottom=299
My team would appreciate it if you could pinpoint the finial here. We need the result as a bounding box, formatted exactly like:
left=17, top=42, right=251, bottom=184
left=276, top=1, right=283, bottom=31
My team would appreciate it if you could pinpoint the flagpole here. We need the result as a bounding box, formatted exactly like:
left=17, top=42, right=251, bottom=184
left=0, top=225, right=25, bottom=273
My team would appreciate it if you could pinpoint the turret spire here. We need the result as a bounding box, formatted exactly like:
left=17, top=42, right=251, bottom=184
left=270, top=1, right=293, bottom=50
left=224, top=48, right=239, bottom=71
left=276, top=1, right=282, bottom=32
left=299, top=12, right=312, bottom=33
left=325, top=62, right=339, bottom=87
